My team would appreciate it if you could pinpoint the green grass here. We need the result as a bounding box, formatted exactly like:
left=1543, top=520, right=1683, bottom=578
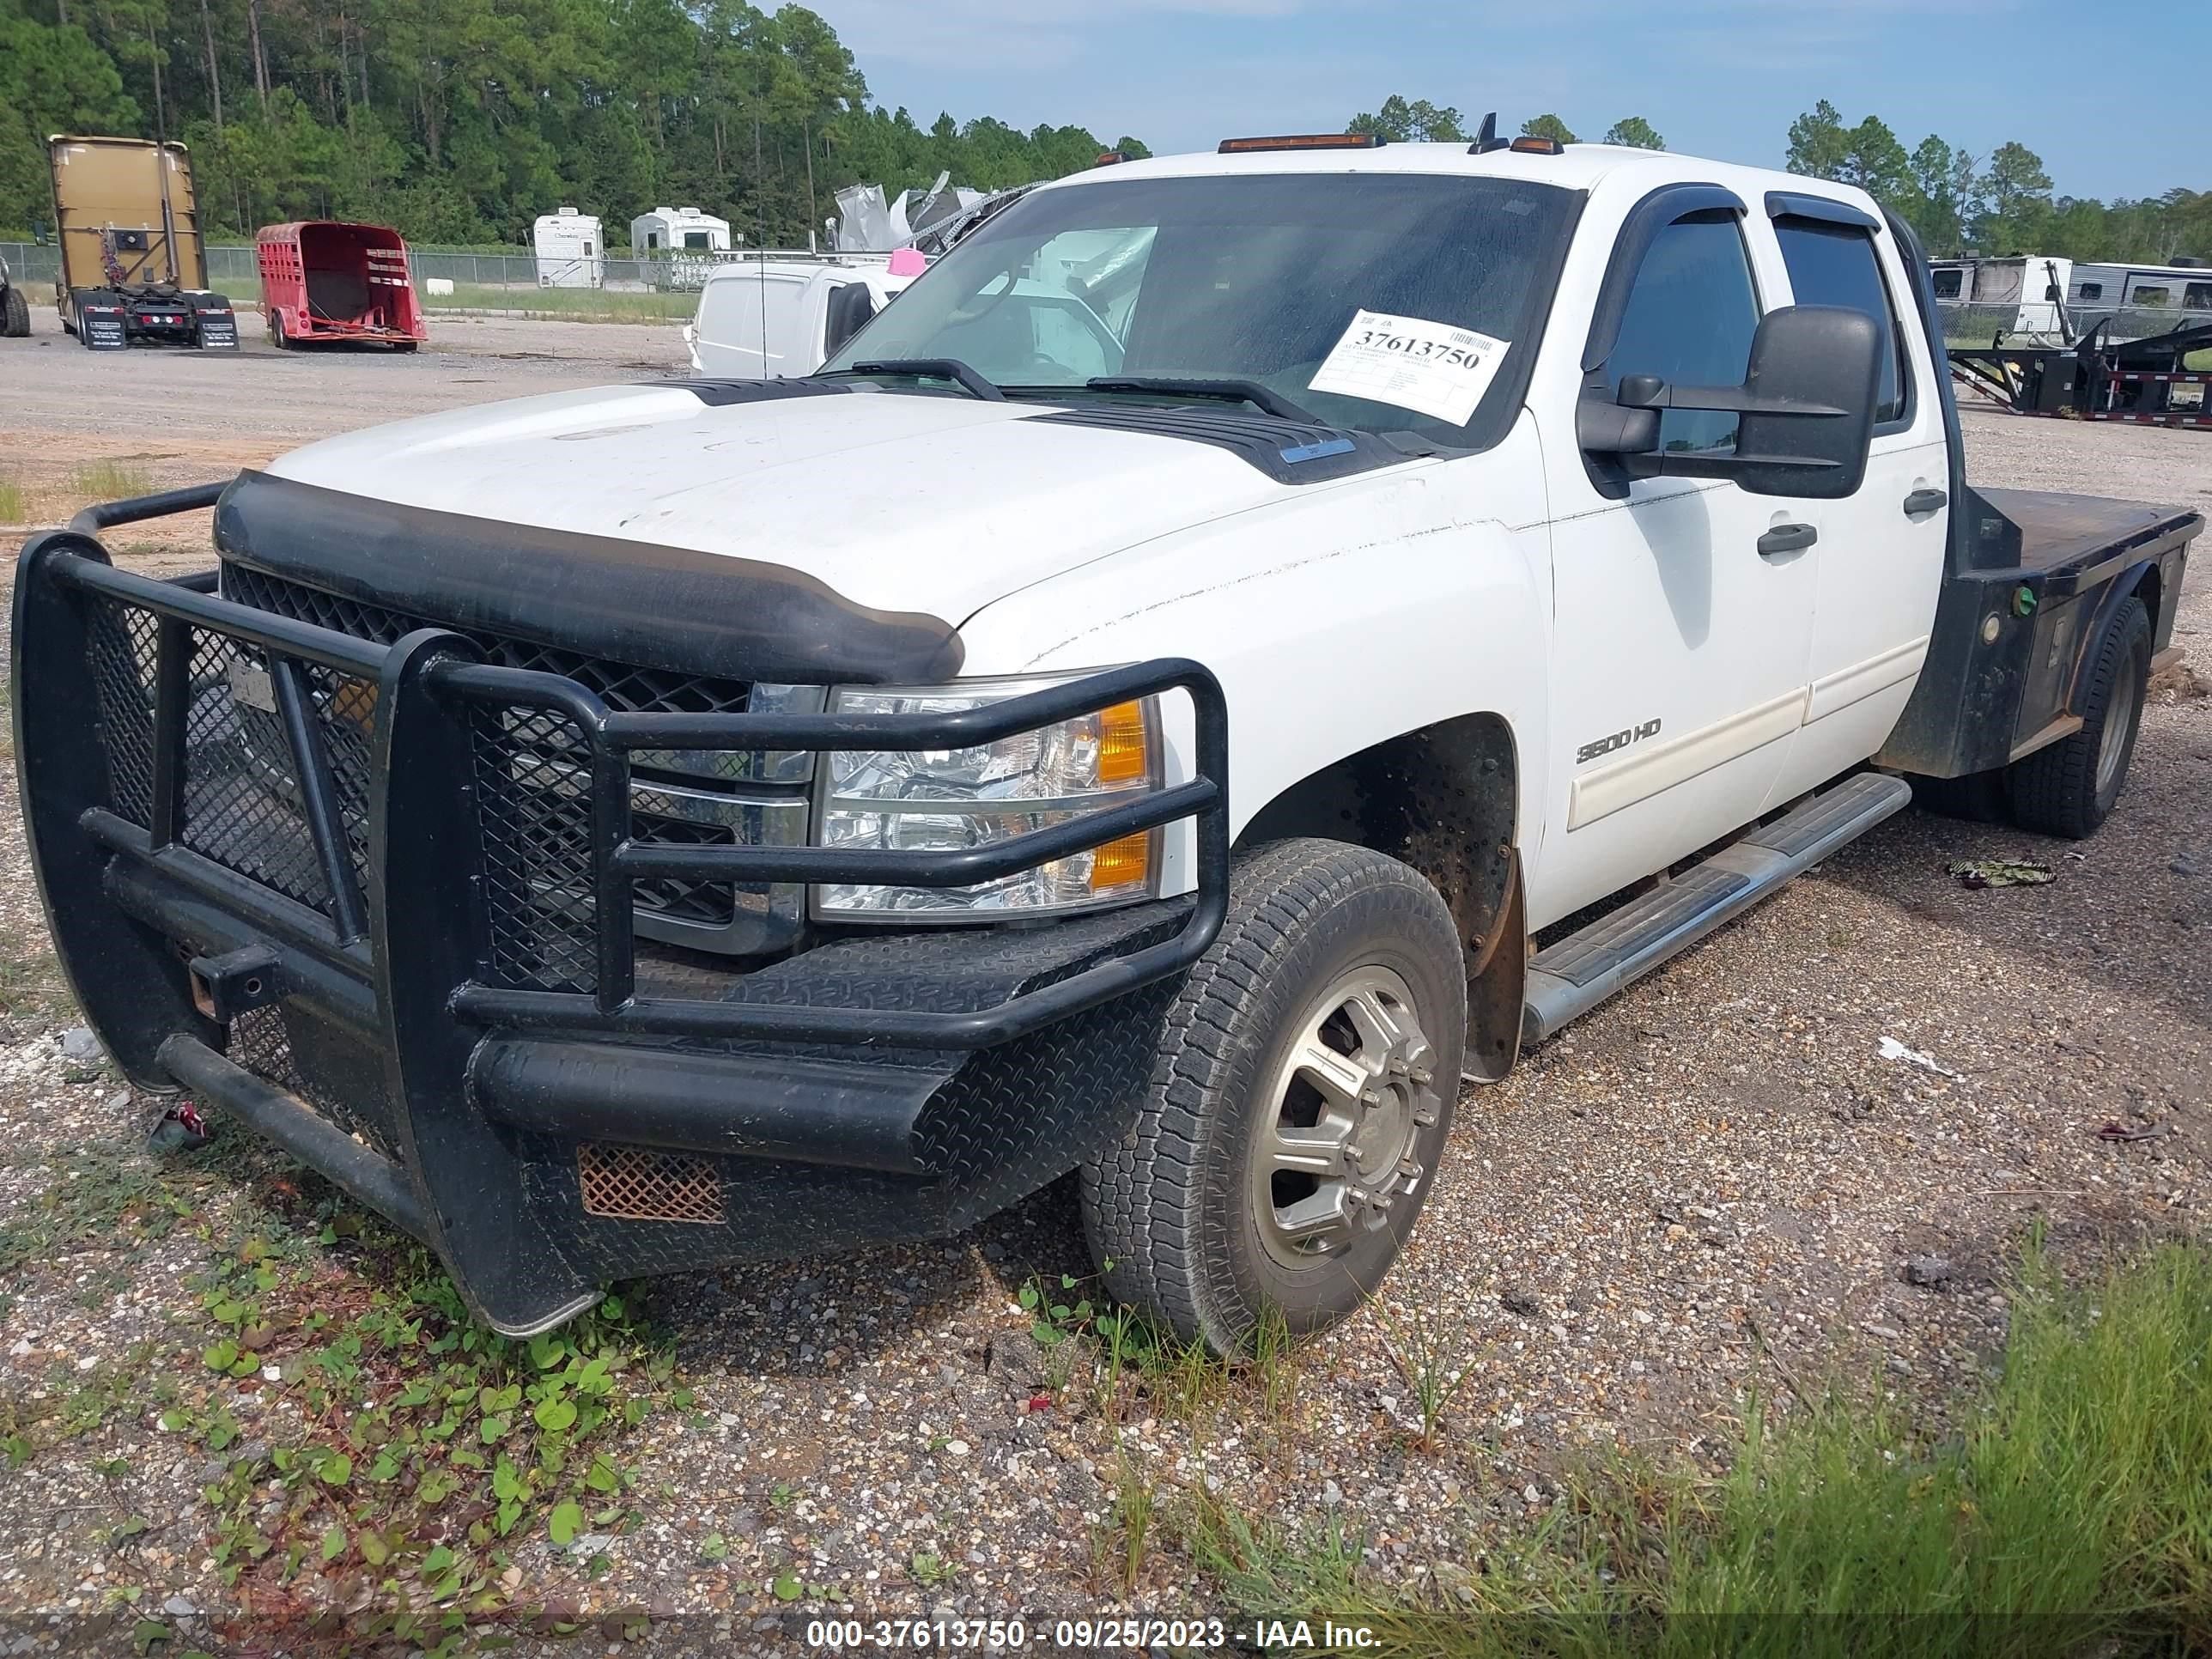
left=0, top=939, right=70, bottom=1027
left=68, top=459, right=154, bottom=500
left=1183, top=1239, right=2212, bottom=1657
left=432, top=283, right=694, bottom=323
left=0, top=479, right=23, bottom=525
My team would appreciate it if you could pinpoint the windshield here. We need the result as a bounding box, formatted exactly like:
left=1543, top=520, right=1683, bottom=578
left=821, top=170, right=1576, bottom=447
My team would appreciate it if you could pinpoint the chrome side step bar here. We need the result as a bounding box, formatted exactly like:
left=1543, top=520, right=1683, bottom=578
left=1521, top=772, right=1911, bottom=1046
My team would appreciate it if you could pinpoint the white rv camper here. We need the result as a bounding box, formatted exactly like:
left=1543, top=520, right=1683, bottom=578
left=2068, top=260, right=2212, bottom=318
left=629, top=206, right=731, bottom=253
left=532, top=208, right=605, bottom=289
left=1928, top=255, right=2073, bottom=337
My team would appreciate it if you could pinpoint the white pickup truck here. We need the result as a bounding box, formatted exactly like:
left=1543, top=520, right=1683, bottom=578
left=16, top=133, right=2199, bottom=1347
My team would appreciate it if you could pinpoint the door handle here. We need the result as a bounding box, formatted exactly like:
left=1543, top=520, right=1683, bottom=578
left=1903, top=488, right=1948, bottom=516
left=1757, top=523, right=1818, bottom=558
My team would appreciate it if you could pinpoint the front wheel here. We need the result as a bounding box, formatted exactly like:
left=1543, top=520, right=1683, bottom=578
left=0, top=285, right=27, bottom=337
left=1080, top=839, right=1466, bottom=1353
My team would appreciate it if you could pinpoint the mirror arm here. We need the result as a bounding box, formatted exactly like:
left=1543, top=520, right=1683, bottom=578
left=1650, top=452, right=1845, bottom=483
left=1575, top=394, right=1659, bottom=455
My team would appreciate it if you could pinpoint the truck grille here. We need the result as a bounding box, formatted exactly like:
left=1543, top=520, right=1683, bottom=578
left=219, top=568, right=804, bottom=975
left=220, top=566, right=755, bottom=723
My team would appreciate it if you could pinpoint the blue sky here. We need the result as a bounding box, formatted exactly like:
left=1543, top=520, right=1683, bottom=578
left=805, top=0, right=2206, bottom=203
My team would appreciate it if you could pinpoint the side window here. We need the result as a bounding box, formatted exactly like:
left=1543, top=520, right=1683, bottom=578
left=822, top=281, right=877, bottom=357
left=2130, top=285, right=2169, bottom=307
left=1931, top=268, right=1962, bottom=299
left=1774, top=219, right=1909, bottom=428
left=1607, top=212, right=1760, bottom=455
left=2077, top=282, right=2103, bottom=300
left=2187, top=283, right=2212, bottom=312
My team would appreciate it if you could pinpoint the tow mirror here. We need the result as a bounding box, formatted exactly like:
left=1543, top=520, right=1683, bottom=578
left=1579, top=304, right=1882, bottom=500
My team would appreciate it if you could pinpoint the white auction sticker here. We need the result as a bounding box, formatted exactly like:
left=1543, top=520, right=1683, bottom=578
left=1308, top=309, right=1510, bottom=425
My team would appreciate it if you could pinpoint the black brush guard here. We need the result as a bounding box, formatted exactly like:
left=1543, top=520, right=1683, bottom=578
left=15, top=487, right=1230, bottom=1333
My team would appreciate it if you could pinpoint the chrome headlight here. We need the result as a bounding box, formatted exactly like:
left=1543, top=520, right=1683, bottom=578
left=815, top=674, right=1162, bottom=919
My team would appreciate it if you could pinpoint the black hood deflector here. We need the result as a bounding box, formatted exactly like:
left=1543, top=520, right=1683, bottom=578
left=214, top=470, right=963, bottom=685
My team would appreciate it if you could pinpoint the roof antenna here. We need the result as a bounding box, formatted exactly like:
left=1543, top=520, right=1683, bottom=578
left=1468, top=112, right=1508, bottom=155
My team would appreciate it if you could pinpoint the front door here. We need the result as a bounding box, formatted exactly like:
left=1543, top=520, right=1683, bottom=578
left=1533, top=199, right=1821, bottom=929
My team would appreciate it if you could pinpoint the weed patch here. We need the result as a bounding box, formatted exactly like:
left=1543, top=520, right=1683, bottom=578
left=68, top=459, right=155, bottom=501
left=0, top=1141, right=195, bottom=1273
left=1183, top=1240, right=2212, bottom=1656
left=1019, top=1269, right=1304, bottom=1430
left=0, top=941, right=72, bottom=1031
left=1370, top=1296, right=1486, bottom=1450
left=171, top=1220, right=672, bottom=1623
left=2, top=1123, right=676, bottom=1644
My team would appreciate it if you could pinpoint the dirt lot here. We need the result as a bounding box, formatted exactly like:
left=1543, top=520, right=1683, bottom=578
left=0, top=325, right=2207, bottom=1648
left=0, top=317, right=688, bottom=575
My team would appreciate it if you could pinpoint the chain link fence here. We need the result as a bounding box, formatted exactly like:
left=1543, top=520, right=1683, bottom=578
left=1, top=241, right=833, bottom=319
left=1936, top=298, right=2210, bottom=349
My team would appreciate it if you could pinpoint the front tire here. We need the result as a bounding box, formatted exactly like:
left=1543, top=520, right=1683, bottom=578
left=1080, top=840, right=1466, bottom=1353
left=2008, top=595, right=2150, bottom=838
left=0, top=285, right=27, bottom=337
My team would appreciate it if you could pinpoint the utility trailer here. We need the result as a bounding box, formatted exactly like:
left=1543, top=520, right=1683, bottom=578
left=1949, top=315, right=2212, bottom=429
left=47, top=136, right=238, bottom=351
left=257, top=222, right=427, bottom=351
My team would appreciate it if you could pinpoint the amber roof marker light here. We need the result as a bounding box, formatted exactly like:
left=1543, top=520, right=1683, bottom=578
left=1509, top=136, right=1565, bottom=155
left=1217, top=133, right=1385, bottom=154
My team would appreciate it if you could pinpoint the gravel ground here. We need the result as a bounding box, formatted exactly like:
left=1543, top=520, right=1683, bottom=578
left=0, top=334, right=2206, bottom=1648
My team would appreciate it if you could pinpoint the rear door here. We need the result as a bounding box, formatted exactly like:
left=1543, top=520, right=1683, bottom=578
left=1534, top=187, right=1821, bottom=927
left=694, top=271, right=808, bottom=377
left=1765, top=200, right=1950, bottom=794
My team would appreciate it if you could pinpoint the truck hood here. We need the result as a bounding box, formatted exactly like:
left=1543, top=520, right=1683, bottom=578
left=262, top=381, right=1311, bottom=624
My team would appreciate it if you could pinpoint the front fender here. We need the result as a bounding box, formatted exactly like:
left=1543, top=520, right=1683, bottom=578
left=957, top=446, right=1552, bottom=895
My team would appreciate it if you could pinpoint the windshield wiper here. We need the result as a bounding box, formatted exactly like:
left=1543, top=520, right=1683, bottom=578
left=829, top=357, right=1005, bottom=401
left=1084, top=376, right=1318, bottom=423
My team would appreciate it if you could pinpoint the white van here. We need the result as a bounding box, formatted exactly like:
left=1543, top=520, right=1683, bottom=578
left=684, top=259, right=914, bottom=378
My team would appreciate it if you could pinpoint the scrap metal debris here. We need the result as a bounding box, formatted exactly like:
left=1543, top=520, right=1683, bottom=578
left=2096, top=1121, right=2171, bottom=1144
left=147, top=1100, right=210, bottom=1153
left=1947, top=859, right=2055, bottom=890
left=1879, top=1036, right=1965, bottom=1079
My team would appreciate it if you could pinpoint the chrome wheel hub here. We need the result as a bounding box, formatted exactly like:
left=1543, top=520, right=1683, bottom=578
left=1252, top=965, right=1442, bottom=1268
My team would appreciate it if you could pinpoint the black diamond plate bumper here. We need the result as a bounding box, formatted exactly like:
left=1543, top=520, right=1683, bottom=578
left=13, top=489, right=1229, bottom=1334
